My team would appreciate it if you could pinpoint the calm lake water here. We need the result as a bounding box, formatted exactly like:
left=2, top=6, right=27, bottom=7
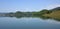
left=0, top=17, right=60, bottom=29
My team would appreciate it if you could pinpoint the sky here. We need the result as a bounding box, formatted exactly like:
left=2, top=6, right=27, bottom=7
left=0, top=0, right=60, bottom=12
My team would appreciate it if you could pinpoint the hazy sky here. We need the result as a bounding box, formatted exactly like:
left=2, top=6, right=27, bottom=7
left=0, top=0, right=60, bottom=12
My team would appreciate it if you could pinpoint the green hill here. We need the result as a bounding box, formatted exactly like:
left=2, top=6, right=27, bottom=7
left=43, top=7, right=60, bottom=19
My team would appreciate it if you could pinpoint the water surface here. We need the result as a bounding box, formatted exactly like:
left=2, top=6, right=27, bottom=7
left=0, top=17, right=60, bottom=29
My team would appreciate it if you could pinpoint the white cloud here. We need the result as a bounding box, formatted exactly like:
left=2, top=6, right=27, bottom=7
left=44, top=4, right=60, bottom=10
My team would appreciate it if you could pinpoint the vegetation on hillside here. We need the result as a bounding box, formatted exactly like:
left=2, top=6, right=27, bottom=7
left=32, top=9, right=52, bottom=17
left=32, top=7, right=60, bottom=19
left=43, top=7, right=60, bottom=19
left=1, top=7, right=60, bottom=19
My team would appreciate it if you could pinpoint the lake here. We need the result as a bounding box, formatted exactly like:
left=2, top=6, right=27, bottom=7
left=0, top=17, right=60, bottom=29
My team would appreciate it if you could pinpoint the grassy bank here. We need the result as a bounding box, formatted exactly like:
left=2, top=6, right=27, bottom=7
left=43, top=10, right=60, bottom=19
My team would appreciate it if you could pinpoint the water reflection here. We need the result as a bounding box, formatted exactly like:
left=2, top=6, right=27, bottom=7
left=35, top=16, right=60, bottom=22
left=9, top=16, right=60, bottom=21
left=1, top=16, right=60, bottom=21
left=0, top=16, right=60, bottom=29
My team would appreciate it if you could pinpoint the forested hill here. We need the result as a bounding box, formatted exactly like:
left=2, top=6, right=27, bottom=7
left=0, top=7, right=60, bottom=19
left=43, top=7, right=60, bottom=19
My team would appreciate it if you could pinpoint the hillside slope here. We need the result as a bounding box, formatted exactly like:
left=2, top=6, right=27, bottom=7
left=43, top=10, right=60, bottom=19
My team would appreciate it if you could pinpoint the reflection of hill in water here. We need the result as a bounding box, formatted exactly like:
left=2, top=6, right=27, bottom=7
left=0, top=15, right=60, bottom=21
left=8, top=16, right=60, bottom=21
left=32, top=16, right=60, bottom=21
left=16, top=16, right=31, bottom=18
